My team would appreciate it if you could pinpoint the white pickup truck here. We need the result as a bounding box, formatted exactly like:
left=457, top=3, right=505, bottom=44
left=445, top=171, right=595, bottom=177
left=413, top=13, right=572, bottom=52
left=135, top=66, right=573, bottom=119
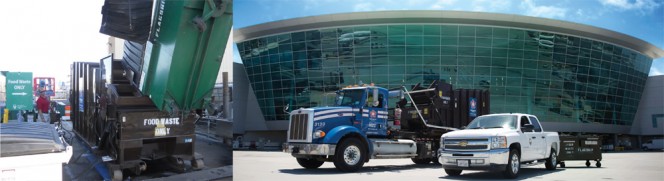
left=438, top=113, right=560, bottom=178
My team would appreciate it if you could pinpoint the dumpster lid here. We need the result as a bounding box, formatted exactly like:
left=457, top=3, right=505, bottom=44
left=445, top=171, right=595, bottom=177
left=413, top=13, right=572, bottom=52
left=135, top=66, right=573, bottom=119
left=0, top=123, right=67, bottom=157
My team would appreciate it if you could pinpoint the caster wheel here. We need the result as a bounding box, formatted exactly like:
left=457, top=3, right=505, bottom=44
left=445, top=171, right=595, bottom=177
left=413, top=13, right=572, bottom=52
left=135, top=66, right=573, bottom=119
left=596, top=162, right=601, bottom=168
left=112, top=169, right=123, bottom=181
left=560, top=162, right=565, bottom=168
left=192, top=158, right=205, bottom=170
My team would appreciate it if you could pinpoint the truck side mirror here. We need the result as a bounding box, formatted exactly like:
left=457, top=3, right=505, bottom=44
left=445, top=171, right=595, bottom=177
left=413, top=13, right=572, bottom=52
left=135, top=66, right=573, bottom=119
left=521, top=124, right=534, bottom=132
left=283, top=104, right=290, bottom=114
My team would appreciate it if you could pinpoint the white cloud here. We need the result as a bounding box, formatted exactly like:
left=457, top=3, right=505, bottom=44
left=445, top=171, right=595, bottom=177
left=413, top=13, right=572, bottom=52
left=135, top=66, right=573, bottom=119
left=599, top=0, right=661, bottom=13
left=650, top=67, right=662, bottom=76
left=430, top=0, right=457, bottom=9
left=471, top=0, right=511, bottom=12
left=520, top=0, right=568, bottom=19
left=354, top=2, right=374, bottom=12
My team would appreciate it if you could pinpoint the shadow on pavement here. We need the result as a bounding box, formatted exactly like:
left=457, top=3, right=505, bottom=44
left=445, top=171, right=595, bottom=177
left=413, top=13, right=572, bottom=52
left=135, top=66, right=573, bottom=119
left=279, top=164, right=442, bottom=175
left=438, top=167, right=564, bottom=180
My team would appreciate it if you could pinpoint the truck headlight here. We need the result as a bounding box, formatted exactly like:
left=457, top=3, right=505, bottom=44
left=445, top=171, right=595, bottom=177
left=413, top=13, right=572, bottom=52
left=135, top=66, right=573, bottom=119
left=313, top=130, right=326, bottom=139
left=491, top=136, right=507, bottom=149
left=440, top=137, right=445, bottom=149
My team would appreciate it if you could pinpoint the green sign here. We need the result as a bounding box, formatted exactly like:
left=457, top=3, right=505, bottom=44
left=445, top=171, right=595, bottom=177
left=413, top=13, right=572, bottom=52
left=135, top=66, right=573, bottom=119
left=6, top=72, right=33, bottom=110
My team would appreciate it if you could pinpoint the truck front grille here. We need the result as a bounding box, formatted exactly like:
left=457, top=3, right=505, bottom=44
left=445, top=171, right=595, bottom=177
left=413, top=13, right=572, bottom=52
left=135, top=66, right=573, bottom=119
left=444, top=138, right=490, bottom=151
left=446, top=145, right=488, bottom=149
left=288, top=114, right=309, bottom=141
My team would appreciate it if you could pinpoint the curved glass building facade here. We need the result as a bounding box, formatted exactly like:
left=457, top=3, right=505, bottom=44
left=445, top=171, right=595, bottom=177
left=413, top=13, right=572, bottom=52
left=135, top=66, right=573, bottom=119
left=235, top=11, right=662, bottom=129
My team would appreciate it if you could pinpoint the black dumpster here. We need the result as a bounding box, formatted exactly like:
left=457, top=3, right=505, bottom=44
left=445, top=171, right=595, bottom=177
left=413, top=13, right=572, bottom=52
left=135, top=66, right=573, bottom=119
left=558, top=135, right=602, bottom=167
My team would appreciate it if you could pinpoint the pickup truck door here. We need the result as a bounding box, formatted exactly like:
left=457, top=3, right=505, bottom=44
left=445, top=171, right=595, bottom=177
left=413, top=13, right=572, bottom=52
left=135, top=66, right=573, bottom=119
left=519, top=116, right=538, bottom=161
left=528, top=116, right=546, bottom=159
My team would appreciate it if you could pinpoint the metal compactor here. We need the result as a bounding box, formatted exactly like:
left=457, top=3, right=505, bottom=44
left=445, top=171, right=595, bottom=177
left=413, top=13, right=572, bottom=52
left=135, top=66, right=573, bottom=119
left=70, top=0, right=232, bottom=180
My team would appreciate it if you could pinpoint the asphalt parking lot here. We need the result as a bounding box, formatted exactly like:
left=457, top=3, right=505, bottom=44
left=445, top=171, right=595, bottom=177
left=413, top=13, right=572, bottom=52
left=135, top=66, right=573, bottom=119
left=235, top=150, right=664, bottom=180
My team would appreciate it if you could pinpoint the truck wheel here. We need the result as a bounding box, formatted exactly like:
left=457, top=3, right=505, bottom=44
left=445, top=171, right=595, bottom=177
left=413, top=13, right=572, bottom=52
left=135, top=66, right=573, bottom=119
left=545, top=149, right=557, bottom=170
left=411, top=158, right=432, bottom=164
left=503, top=149, right=520, bottom=179
left=296, top=158, right=324, bottom=169
left=585, top=160, right=590, bottom=167
left=333, top=138, right=366, bottom=172
left=444, top=169, right=462, bottom=176
left=642, top=146, right=649, bottom=151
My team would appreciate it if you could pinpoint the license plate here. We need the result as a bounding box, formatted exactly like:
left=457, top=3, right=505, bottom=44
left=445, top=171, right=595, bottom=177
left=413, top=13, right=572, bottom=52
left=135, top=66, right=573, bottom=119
left=457, top=160, right=469, bottom=167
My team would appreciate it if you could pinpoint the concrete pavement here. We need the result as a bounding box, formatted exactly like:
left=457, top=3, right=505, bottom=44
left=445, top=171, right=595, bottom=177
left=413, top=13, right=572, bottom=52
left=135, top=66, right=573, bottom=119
left=234, top=150, right=664, bottom=180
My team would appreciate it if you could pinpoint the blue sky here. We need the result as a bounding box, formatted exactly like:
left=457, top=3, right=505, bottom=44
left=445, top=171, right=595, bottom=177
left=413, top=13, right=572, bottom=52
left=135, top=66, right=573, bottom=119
left=233, top=0, right=664, bottom=76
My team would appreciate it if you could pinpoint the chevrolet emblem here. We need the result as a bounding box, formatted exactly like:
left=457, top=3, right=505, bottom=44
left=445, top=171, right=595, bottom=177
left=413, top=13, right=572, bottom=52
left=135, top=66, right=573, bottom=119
left=459, top=141, right=468, bottom=147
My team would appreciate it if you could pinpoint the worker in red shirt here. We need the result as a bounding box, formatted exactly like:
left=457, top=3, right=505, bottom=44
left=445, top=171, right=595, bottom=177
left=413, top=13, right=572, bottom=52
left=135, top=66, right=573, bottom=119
left=36, top=91, right=50, bottom=123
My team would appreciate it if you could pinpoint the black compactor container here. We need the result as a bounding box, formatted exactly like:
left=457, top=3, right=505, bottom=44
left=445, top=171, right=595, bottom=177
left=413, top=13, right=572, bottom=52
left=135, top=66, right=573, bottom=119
left=394, top=80, right=490, bottom=164
left=398, top=80, right=490, bottom=133
left=70, top=57, right=202, bottom=181
left=558, top=135, right=603, bottom=168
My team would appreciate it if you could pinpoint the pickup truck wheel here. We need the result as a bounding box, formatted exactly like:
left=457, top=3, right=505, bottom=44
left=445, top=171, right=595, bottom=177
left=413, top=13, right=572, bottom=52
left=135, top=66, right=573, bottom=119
left=503, top=149, right=520, bottom=179
left=296, top=158, right=324, bottom=169
left=545, top=149, right=557, bottom=170
left=585, top=160, right=590, bottom=167
left=411, top=158, right=432, bottom=164
left=444, top=169, right=462, bottom=176
left=333, top=138, right=366, bottom=172
left=642, top=146, right=649, bottom=151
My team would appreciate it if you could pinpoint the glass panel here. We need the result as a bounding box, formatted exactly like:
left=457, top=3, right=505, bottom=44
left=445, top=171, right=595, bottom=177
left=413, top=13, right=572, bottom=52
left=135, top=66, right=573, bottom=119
left=441, top=25, right=458, bottom=36
left=459, top=26, right=475, bottom=36
left=476, top=27, right=492, bottom=37
left=423, top=25, right=441, bottom=36
left=388, top=25, right=406, bottom=36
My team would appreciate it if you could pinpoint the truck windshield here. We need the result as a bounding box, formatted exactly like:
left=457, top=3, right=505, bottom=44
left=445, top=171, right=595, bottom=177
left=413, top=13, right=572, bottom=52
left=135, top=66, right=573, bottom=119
left=336, top=89, right=364, bottom=106
left=466, top=115, right=517, bottom=130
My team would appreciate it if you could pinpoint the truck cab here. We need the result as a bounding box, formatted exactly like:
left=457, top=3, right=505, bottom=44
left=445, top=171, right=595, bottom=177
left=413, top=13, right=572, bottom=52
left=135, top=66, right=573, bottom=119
left=284, top=86, right=419, bottom=172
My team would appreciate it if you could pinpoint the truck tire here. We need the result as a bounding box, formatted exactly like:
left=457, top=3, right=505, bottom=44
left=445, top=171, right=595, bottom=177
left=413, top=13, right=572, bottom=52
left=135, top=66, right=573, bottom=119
left=642, top=146, right=649, bottom=151
left=503, top=149, right=520, bottom=179
left=444, top=169, right=462, bottom=176
left=411, top=158, right=432, bottom=164
left=333, top=138, right=366, bottom=172
left=545, top=149, right=557, bottom=170
left=296, top=158, right=324, bottom=169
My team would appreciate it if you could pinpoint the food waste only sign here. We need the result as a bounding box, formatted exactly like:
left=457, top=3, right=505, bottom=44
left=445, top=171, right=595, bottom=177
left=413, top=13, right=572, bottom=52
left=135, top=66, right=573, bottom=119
left=6, top=72, right=34, bottom=110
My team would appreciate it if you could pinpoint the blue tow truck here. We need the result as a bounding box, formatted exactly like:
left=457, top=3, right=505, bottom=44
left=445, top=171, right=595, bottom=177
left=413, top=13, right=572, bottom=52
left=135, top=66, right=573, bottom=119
left=283, top=80, right=490, bottom=172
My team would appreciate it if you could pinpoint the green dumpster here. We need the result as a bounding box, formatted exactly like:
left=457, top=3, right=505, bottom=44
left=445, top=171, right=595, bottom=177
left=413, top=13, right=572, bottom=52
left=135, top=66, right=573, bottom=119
left=558, top=135, right=603, bottom=168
